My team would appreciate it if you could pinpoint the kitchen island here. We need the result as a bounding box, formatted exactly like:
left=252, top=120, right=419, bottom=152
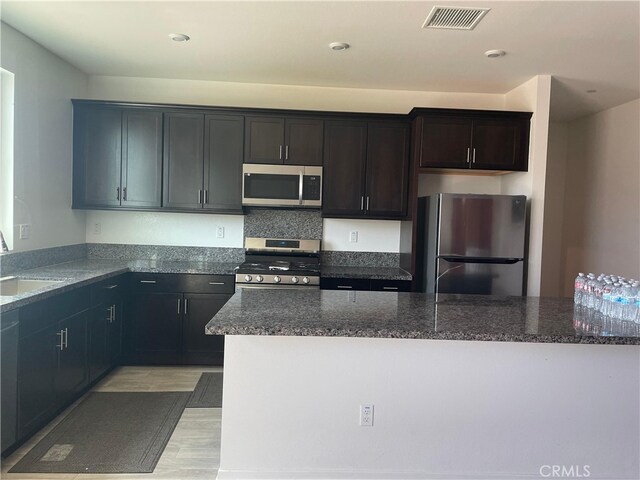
left=206, top=290, right=640, bottom=480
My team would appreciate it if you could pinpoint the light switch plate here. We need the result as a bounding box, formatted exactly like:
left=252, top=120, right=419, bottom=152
left=349, top=231, right=358, bottom=243
left=19, top=224, right=30, bottom=240
left=216, top=226, right=225, bottom=238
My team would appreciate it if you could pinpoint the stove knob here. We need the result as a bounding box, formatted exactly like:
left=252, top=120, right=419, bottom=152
left=244, top=275, right=252, bottom=282
left=273, top=275, right=281, bottom=283
left=302, top=277, right=310, bottom=284
left=291, top=276, right=299, bottom=284
left=256, top=275, right=263, bottom=283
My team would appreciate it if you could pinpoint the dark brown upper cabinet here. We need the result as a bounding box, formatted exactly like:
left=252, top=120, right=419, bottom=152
left=414, top=109, right=532, bottom=172
left=163, top=112, right=205, bottom=210
left=163, top=112, right=244, bottom=212
left=322, top=120, right=410, bottom=219
left=203, top=115, right=244, bottom=211
left=73, top=104, right=162, bottom=209
left=365, top=122, right=410, bottom=218
left=244, top=116, right=323, bottom=165
left=322, top=120, right=367, bottom=217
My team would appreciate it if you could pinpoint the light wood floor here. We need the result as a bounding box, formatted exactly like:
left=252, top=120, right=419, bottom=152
left=1, top=366, right=223, bottom=480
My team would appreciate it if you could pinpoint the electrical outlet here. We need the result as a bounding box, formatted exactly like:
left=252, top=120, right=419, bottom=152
left=216, top=226, right=225, bottom=238
left=360, top=404, right=374, bottom=426
left=349, top=231, right=358, bottom=243
left=19, top=224, right=30, bottom=240
left=93, top=223, right=102, bottom=235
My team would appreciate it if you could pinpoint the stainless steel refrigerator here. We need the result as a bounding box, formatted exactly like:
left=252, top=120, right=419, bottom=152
left=415, top=193, right=527, bottom=296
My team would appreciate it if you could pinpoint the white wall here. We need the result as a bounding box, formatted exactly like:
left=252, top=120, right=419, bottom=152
left=88, top=75, right=506, bottom=114
left=219, top=335, right=640, bottom=479
left=417, top=173, right=503, bottom=197
left=503, top=75, right=552, bottom=296
left=85, top=210, right=243, bottom=248
left=0, top=23, right=88, bottom=252
left=0, top=68, right=14, bottom=249
left=560, top=99, right=640, bottom=295
left=540, top=122, right=569, bottom=296
left=86, top=75, right=508, bottom=252
left=322, top=219, right=400, bottom=252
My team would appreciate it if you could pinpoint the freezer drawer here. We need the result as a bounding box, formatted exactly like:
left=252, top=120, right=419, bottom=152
left=435, top=257, right=524, bottom=296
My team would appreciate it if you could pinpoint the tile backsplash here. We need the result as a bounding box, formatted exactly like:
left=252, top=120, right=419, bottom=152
left=87, top=244, right=244, bottom=263
left=243, top=208, right=323, bottom=240
left=0, top=244, right=87, bottom=276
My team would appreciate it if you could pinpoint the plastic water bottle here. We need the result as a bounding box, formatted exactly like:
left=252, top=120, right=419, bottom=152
left=635, top=283, right=640, bottom=324
left=574, top=273, right=586, bottom=304
left=581, top=274, right=595, bottom=307
left=614, top=282, right=630, bottom=318
left=623, top=282, right=639, bottom=321
left=600, top=280, right=614, bottom=316
left=591, top=276, right=604, bottom=310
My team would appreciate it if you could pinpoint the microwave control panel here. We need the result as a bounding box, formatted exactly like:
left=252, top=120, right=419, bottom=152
left=302, top=176, right=321, bottom=200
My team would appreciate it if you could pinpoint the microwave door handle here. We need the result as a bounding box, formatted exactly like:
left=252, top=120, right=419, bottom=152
left=299, top=171, right=304, bottom=205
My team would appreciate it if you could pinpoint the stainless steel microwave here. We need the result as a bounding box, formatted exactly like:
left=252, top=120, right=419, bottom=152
left=242, top=164, right=322, bottom=208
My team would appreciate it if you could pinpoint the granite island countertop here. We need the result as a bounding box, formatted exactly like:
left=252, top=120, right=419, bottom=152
left=0, top=258, right=239, bottom=312
left=205, top=289, right=640, bottom=345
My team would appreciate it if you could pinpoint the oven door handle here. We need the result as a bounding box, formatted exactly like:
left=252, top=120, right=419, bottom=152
left=298, top=171, right=304, bottom=205
left=237, top=284, right=319, bottom=290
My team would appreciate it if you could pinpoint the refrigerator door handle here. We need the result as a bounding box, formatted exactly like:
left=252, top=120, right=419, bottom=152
left=438, top=256, right=522, bottom=265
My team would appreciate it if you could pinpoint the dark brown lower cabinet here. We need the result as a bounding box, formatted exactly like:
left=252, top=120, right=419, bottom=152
left=109, top=298, right=124, bottom=365
left=128, top=292, right=183, bottom=364
left=88, top=305, right=110, bottom=383
left=89, top=277, right=126, bottom=382
left=126, top=274, right=234, bottom=366
left=17, top=324, right=59, bottom=440
left=183, top=294, right=230, bottom=365
left=18, top=308, right=89, bottom=440
left=1, top=309, right=19, bottom=453
left=55, top=311, right=89, bottom=407
left=320, top=277, right=411, bottom=292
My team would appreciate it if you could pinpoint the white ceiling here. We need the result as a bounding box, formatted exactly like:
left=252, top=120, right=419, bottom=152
left=2, top=1, right=639, bottom=121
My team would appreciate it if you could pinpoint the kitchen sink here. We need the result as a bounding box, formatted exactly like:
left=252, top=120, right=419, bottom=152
left=0, top=277, right=64, bottom=297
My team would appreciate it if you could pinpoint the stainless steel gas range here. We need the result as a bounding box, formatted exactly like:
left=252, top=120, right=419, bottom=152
left=235, top=237, right=321, bottom=289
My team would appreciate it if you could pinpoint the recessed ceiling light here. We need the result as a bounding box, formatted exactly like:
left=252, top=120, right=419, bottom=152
left=169, top=33, right=190, bottom=42
left=329, top=42, right=350, bottom=51
left=484, top=49, right=506, bottom=58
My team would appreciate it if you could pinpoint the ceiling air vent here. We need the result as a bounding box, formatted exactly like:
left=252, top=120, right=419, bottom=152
left=422, top=6, right=490, bottom=30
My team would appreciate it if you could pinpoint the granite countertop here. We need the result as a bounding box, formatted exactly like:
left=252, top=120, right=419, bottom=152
left=0, top=258, right=239, bottom=312
left=320, top=265, right=412, bottom=281
left=205, top=290, right=640, bottom=345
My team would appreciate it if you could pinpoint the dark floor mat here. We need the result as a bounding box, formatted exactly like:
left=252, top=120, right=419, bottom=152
left=10, top=391, right=189, bottom=474
left=187, top=372, right=223, bottom=408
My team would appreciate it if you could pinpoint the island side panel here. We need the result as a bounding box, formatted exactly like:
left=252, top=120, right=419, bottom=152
left=218, top=335, right=640, bottom=480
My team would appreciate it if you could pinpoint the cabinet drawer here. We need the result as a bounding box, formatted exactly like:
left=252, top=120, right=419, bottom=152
left=91, top=275, right=127, bottom=305
left=370, top=279, right=412, bottom=292
left=178, top=275, right=235, bottom=294
left=320, top=278, right=371, bottom=291
left=19, top=288, right=90, bottom=336
left=130, top=273, right=234, bottom=294
left=130, top=273, right=182, bottom=292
